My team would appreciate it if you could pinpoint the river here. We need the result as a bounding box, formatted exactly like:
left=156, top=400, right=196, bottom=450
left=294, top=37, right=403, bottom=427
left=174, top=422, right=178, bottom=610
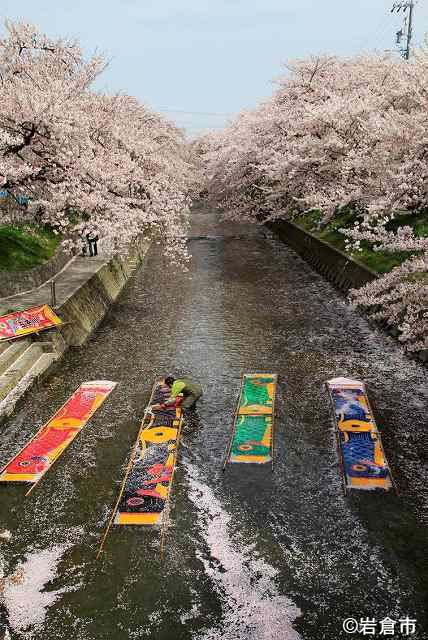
left=0, top=207, right=427, bottom=640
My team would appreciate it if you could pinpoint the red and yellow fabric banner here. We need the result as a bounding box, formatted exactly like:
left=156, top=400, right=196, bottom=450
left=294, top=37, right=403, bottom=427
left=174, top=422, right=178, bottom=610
left=114, top=381, right=183, bottom=526
left=0, top=381, right=116, bottom=487
left=0, top=304, right=62, bottom=341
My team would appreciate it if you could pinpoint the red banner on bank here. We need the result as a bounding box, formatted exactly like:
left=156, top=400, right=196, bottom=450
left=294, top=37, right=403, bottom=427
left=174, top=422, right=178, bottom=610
left=0, top=304, right=62, bottom=341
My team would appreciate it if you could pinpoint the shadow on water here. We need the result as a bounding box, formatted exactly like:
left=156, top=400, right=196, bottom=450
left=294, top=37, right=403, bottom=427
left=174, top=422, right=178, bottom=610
left=0, top=206, right=426, bottom=639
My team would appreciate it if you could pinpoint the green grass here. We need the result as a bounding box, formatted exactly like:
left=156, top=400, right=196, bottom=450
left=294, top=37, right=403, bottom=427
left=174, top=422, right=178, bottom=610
left=0, top=224, right=61, bottom=271
left=293, top=208, right=428, bottom=274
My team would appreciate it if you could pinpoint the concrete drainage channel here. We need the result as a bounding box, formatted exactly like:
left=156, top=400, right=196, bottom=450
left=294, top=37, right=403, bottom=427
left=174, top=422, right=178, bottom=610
left=1, top=217, right=425, bottom=421
left=0, top=237, right=150, bottom=420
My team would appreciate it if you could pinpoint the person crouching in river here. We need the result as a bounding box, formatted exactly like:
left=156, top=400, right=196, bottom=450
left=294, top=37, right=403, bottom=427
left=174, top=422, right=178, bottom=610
left=152, top=375, right=203, bottom=412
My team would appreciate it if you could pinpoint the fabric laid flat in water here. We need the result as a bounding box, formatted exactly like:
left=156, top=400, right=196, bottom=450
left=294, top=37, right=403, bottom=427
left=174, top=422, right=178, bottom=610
left=0, top=381, right=116, bottom=487
left=227, top=373, right=277, bottom=465
left=114, top=382, right=183, bottom=526
left=327, top=377, right=393, bottom=492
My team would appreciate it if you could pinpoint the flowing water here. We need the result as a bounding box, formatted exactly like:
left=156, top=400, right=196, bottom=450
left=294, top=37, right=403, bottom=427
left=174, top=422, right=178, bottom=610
left=0, top=207, right=427, bottom=640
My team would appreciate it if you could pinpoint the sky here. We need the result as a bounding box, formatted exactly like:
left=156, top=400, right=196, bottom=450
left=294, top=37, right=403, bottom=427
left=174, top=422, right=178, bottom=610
left=2, top=1, right=428, bottom=137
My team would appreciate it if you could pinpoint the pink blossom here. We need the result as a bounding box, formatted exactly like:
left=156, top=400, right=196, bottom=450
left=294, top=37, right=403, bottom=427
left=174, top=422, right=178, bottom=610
left=0, top=21, right=194, bottom=262
left=196, top=52, right=428, bottom=350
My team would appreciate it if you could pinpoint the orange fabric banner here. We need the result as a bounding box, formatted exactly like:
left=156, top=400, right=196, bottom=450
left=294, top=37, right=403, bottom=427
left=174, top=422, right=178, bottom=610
left=0, top=381, right=116, bottom=486
left=0, top=304, right=62, bottom=341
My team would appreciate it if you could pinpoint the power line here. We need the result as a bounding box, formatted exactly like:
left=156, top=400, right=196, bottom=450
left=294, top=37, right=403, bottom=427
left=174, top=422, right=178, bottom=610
left=359, top=12, right=395, bottom=51
left=158, top=108, right=234, bottom=117
left=181, top=126, right=227, bottom=131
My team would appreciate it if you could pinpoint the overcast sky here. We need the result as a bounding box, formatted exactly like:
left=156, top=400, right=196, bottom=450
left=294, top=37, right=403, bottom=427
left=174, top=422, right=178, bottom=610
left=2, top=1, right=428, bottom=136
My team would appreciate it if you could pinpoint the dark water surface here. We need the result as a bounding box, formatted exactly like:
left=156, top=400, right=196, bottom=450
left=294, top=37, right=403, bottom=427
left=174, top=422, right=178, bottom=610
left=0, top=208, right=427, bottom=640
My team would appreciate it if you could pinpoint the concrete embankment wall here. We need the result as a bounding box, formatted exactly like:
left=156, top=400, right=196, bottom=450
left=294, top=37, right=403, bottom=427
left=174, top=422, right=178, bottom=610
left=0, top=237, right=150, bottom=419
left=53, top=238, right=150, bottom=349
left=269, top=219, right=427, bottom=364
left=269, top=219, right=377, bottom=293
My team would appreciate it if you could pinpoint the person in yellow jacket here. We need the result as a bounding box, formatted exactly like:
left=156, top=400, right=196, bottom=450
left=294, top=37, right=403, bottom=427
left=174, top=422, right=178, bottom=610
left=151, top=375, right=203, bottom=412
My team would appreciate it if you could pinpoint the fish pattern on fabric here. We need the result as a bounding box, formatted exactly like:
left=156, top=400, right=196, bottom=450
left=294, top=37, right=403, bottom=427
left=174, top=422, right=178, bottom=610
left=115, top=383, right=182, bottom=526
left=0, top=304, right=62, bottom=341
left=0, top=381, right=116, bottom=484
left=327, top=377, right=393, bottom=491
left=228, top=374, right=276, bottom=464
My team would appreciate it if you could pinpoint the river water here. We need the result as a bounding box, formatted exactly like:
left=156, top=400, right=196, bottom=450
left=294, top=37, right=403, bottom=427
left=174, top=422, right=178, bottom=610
left=0, top=207, right=427, bottom=640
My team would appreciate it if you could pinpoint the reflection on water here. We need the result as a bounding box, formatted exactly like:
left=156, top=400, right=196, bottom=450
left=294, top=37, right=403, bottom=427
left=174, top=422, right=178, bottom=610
left=0, top=207, right=426, bottom=639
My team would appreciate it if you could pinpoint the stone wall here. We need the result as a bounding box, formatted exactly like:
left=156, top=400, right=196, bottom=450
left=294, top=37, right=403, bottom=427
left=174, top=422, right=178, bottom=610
left=54, top=237, right=150, bottom=347
left=0, top=249, right=72, bottom=297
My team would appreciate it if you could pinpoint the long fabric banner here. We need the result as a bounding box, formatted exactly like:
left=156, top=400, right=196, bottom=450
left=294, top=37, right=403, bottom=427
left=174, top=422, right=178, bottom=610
left=227, top=373, right=277, bottom=464
left=0, top=305, right=62, bottom=341
left=0, top=381, right=116, bottom=488
left=114, top=381, right=183, bottom=526
left=327, top=377, right=393, bottom=492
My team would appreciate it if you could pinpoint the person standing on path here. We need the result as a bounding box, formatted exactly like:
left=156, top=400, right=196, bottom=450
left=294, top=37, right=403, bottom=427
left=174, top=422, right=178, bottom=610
left=86, top=232, right=99, bottom=257
left=151, top=375, right=203, bottom=412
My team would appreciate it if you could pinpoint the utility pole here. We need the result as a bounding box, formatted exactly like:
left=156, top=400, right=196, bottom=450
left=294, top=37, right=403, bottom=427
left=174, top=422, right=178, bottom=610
left=391, top=1, right=415, bottom=60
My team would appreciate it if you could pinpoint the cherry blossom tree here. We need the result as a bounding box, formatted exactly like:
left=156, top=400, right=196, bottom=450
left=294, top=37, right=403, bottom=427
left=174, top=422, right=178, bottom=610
left=0, top=20, right=193, bottom=261
left=350, top=254, right=427, bottom=352
left=197, top=52, right=427, bottom=351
